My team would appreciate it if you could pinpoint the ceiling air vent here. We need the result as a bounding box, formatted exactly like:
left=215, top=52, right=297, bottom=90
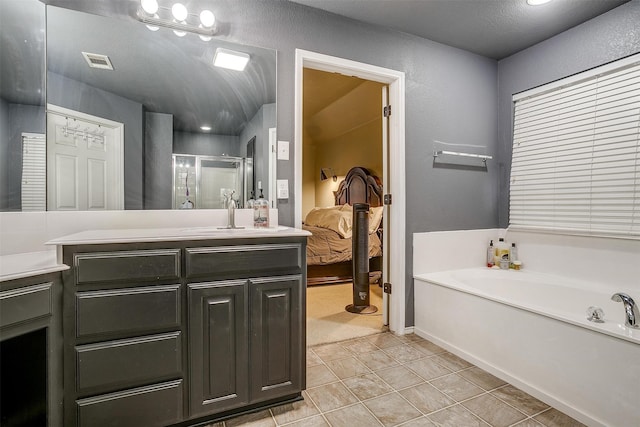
left=81, top=52, right=114, bottom=70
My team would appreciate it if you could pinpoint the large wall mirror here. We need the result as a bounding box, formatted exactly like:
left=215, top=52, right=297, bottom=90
left=0, top=0, right=276, bottom=212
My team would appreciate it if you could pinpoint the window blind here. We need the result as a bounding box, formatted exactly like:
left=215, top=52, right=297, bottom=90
left=21, top=133, right=46, bottom=211
left=510, top=56, right=640, bottom=238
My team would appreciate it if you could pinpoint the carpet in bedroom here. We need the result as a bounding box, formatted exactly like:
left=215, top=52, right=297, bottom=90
left=306, top=282, right=386, bottom=346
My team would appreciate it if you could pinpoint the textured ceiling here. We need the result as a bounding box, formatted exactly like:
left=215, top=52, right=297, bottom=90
left=290, top=0, right=630, bottom=60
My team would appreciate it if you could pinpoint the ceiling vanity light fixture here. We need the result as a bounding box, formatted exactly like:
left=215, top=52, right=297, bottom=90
left=526, top=0, right=552, bottom=5
left=136, top=0, right=217, bottom=38
left=213, top=48, right=250, bottom=71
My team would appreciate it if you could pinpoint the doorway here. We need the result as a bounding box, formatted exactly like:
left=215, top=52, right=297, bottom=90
left=295, top=49, right=406, bottom=337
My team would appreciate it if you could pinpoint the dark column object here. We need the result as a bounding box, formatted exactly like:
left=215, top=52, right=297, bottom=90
left=346, top=203, right=378, bottom=314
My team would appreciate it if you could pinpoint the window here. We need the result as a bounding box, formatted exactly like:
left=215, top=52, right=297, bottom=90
left=510, top=54, right=640, bottom=238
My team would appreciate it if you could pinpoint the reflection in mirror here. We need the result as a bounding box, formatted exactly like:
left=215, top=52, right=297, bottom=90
left=0, top=1, right=276, bottom=212
left=0, top=0, right=46, bottom=211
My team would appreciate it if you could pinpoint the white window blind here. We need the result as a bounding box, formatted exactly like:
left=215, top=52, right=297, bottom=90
left=510, top=56, right=640, bottom=238
left=21, top=133, right=46, bottom=211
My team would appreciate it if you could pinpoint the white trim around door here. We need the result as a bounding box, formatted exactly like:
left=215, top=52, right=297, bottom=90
left=294, top=49, right=406, bottom=334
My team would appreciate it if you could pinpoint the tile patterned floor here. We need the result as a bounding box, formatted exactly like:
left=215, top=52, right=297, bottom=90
left=206, top=332, right=586, bottom=427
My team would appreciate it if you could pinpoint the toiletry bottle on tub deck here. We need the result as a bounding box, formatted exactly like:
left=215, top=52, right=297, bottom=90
left=487, top=240, right=495, bottom=267
left=496, top=238, right=509, bottom=269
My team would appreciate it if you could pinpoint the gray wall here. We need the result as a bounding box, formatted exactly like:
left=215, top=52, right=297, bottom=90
left=144, top=112, right=173, bottom=210
left=172, top=132, right=240, bottom=157
left=47, top=72, right=144, bottom=209
left=496, top=0, right=640, bottom=228
left=0, top=101, right=45, bottom=211
left=209, top=0, right=498, bottom=326
left=240, top=103, right=276, bottom=201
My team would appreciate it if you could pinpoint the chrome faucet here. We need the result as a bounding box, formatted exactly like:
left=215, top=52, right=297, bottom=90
left=221, top=191, right=243, bottom=229
left=611, top=293, right=640, bottom=329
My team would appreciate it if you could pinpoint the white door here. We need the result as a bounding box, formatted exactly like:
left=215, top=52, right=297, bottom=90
left=46, top=106, right=123, bottom=210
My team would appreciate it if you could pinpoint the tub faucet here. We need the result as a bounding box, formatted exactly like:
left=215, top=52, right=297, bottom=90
left=611, top=293, right=640, bottom=329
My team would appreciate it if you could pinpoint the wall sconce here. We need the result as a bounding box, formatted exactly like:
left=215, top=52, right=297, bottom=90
left=136, top=0, right=217, bottom=39
left=320, top=168, right=337, bottom=182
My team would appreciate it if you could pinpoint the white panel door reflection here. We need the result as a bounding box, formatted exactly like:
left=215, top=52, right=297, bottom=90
left=46, top=106, right=123, bottom=210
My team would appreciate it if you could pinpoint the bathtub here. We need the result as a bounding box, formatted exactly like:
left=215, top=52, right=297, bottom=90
left=414, top=268, right=640, bottom=427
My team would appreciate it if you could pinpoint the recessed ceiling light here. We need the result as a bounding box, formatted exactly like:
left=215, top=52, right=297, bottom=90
left=527, top=0, right=552, bottom=5
left=213, top=48, right=250, bottom=71
left=200, top=125, right=212, bottom=131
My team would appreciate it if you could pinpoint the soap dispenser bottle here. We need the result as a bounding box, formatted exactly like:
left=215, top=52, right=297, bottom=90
left=253, top=189, right=270, bottom=228
left=487, top=240, right=495, bottom=268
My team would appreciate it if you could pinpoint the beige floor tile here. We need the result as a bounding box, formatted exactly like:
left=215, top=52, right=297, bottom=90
left=430, top=373, right=484, bottom=402
left=534, top=408, right=587, bottom=427
left=306, top=349, right=324, bottom=367
left=512, top=419, right=545, bottom=427
left=342, top=373, right=393, bottom=400
left=364, top=392, right=422, bottom=427
left=397, top=415, right=436, bottom=426
left=383, top=343, right=427, bottom=363
left=270, top=391, right=320, bottom=425
left=305, top=382, right=359, bottom=412
left=341, top=337, right=380, bottom=354
left=356, top=349, right=399, bottom=371
left=428, top=405, right=489, bottom=427
left=410, top=340, right=446, bottom=356
left=491, top=385, right=549, bottom=416
left=375, top=365, right=425, bottom=390
left=365, top=332, right=404, bottom=348
left=325, top=356, right=371, bottom=379
left=405, top=357, right=452, bottom=381
left=430, top=352, right=473, bottom=372
left=283, top=414, right=330, bottom=427
left=312, top=342, right=354, bottom=362
left=458, top=367, right=507, bottom=391
left=323, top=403, right=383, bottom=427
left=307, top=364, right=339, bottom=388
left=462, top=393, right=526, bottom=427
left=399, top=382, right=456, bottom=414
left=201, top=422, right=224, bottom=427
left=225, top=409, right=275, bottom=427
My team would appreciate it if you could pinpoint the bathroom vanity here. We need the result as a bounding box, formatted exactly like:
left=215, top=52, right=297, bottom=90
left=12, top=226, right=309, bottom=427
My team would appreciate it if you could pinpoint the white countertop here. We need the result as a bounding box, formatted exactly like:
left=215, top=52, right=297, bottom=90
left=46, top=225, right=311, bottom=246
left=0, top=250, right=69, bottom=282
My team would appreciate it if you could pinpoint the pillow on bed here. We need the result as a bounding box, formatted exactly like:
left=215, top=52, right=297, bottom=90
left=305, top=206, right=353, bottom=238
left=340, top=204, right=384, bottom=235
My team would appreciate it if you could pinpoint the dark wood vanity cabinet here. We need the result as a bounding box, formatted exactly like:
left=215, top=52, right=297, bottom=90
left=61, top=237, right=306, bottom=427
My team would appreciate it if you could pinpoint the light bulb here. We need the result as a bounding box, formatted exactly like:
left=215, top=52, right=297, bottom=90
left=171, top=3, right=188, bottom=21
left=140, top=0, right=159, bottom=15
left=526, top=0, right=552, bottom=5
left=199, top=34, right=212, bottom=42
left=173, top=29, right=187, bottom=37
left=146, top=13, right=160, bottom=31
left=199, top=10, right=215, bottom=28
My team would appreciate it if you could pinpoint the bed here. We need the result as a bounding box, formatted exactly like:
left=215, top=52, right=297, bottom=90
left=304, top=167, right=384, bottom=286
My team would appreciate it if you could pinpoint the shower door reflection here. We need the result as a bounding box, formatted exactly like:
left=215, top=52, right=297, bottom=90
left=173, top=155, right=245, bottom=209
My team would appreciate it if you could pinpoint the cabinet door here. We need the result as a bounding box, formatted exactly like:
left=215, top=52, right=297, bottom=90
left=188, top=281, right=248, bottom=417
left=249, top=275, right=303, bottom=402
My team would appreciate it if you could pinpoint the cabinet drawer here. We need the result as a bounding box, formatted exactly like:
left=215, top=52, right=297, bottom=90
left=76, top=285, right=180, bottom=339
left=0, top=282, right=51, bottom=328
left=76, top=332, right=182, bottom=396
left=74, top=249, right=180, bottom=285
left=76, top=380, right=183, bottom=427
left=185, top=244, right=302, bottom=279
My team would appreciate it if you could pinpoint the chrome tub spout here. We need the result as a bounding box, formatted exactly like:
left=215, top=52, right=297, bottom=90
left=611, top=293, right=640, bottom=329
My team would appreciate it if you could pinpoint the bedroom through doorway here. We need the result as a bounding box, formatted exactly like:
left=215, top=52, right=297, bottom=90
left=301, top=67, right=388, bottom=346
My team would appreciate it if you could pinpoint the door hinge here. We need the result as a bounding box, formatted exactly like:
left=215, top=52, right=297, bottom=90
left=383, top=194, right=392, bottom=205
left=383, top=282, right=392, bottom=294
left=383, top=105, right=391, bottom=117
